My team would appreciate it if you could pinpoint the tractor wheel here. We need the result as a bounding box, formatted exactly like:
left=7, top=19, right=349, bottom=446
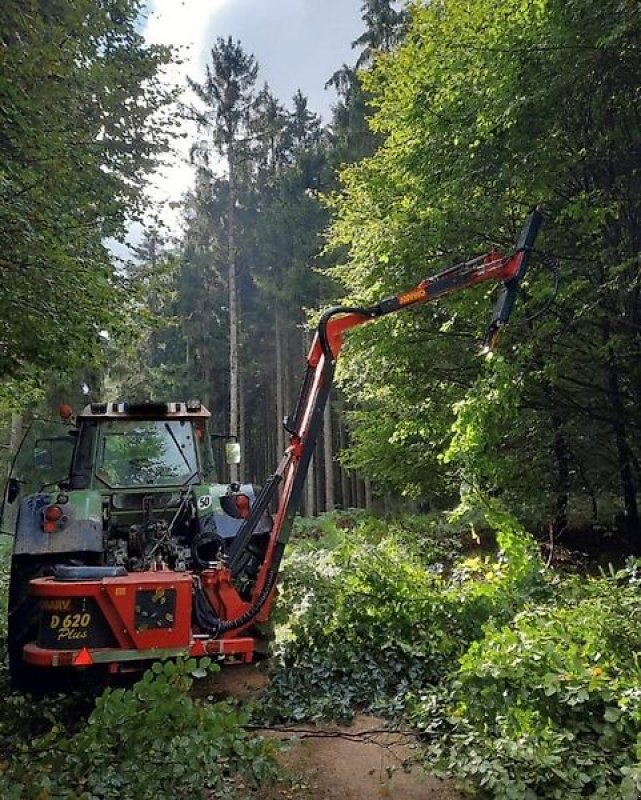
left=7, top=556, right=58, bottom=693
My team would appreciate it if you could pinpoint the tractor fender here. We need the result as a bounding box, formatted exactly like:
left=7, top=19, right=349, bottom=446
left=13, top=492, right=103, bottom=556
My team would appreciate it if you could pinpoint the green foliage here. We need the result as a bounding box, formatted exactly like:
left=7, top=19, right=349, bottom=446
left=262, top=509, right=641, bottom=797
left=326, top=0, right=641, bottom=534
left=188, top=36, right=258, bottom=151
left=135, top=55, right=331, bottom=478
left=0, top=1, right=175, bottom=410
left=0, top=659, right=278, bottom=800
left=442, top=356, right=522, bottom=489
left=259, top=509, right=544, bottom=722
left=415, top=571, right=641, bottom=799
left=105, top=229, right=184, bottom=402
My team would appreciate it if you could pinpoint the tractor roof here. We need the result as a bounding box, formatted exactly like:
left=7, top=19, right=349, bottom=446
left=79, top=401, right=211, bottom=420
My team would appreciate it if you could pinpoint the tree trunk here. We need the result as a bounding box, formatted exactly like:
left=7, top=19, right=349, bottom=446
left=275, top=316, right=286, bottom=457
left=9, top=414, right=22, bottom=453
left=305, top=454, right=315, bottom=517
left=576, top=459, right=599, bottom=524
left=351, top=471, right=359, bottom=509
left=338, top=410, right=350, bottom=508
left=602, top=318, right=638, bottom=544
left=316, top=449, right=323, bottom=515
left=6, top=414, right=22, bottom=476
left=365, top=479, right=373, bottom=512
left=550, top=402, right=570, bottom=535
left=284, top=326, right=293, bottom=423
left=228, top=149, right=240, bottom=483
left=239, top=367, right=246, bottom=478
left=608, top=363, right=638, bottom=540
left=323, top=400, right=335, bottom=512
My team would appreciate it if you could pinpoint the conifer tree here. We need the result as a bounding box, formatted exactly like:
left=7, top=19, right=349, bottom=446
left=188, top=38, right=258, bottom=481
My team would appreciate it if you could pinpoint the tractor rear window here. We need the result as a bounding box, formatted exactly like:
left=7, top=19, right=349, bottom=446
left=95, top=420, right=197, bottom=488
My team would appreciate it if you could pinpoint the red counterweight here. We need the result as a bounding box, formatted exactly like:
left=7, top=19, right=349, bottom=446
left=25, top=571, right=256, bottom=669
left=25, top=573, right=192, bottom=667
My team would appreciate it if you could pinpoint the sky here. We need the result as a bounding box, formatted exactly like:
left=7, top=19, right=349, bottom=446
left=140, top=0, right=364, bottom=238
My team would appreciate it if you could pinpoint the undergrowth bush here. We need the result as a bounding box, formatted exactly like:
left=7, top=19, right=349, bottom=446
left=260, top=504, right=546, bottom=721
left=414, top=569, right=641, bottom=799
left=0, top=538, right=278, bottom=799
left=263, top=506, right=641, bottom=796
left=0, top=658, right=278, bottom=800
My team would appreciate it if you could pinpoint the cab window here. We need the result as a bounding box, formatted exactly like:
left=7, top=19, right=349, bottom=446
left=95, top=419, right=197, bottom=488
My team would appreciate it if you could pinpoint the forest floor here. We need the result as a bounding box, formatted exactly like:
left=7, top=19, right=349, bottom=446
left=205, top=664, right=463, bottom=800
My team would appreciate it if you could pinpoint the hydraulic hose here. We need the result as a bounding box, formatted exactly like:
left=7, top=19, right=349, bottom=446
left=192, top=562, right=280, bottom=637
left=216, top=564, right=279, bottom=635
left=193, top=580, right=222, bottom=632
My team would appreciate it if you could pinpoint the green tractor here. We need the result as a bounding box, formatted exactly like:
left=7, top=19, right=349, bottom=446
left=2, top=401, right=272, bottom=691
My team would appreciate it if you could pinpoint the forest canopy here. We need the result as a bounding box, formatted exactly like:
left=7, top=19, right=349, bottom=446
left=2, top=0, right=641, bottom=538
left=329, top=0, right=641, bottom=540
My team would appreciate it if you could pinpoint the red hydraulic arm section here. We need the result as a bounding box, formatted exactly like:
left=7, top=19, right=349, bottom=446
left=217, top=209, right=545, bottom=637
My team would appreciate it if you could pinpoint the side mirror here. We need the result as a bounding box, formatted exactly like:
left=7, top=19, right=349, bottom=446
left=225, top=441, right=241, bottom=465
left=6, top=477, right=19, bottom=504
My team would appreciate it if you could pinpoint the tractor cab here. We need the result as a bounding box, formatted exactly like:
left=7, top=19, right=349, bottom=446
left=1, top=418, right=76, bottom=537
left=2, top=402, right=223, bottom=536
left=2, top=402, right=258, bottom=563
left=70, top=401, right=216, bottom=492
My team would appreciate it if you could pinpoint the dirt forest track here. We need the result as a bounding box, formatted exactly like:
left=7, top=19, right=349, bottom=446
left=204, top=665, right=463, bottom=800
